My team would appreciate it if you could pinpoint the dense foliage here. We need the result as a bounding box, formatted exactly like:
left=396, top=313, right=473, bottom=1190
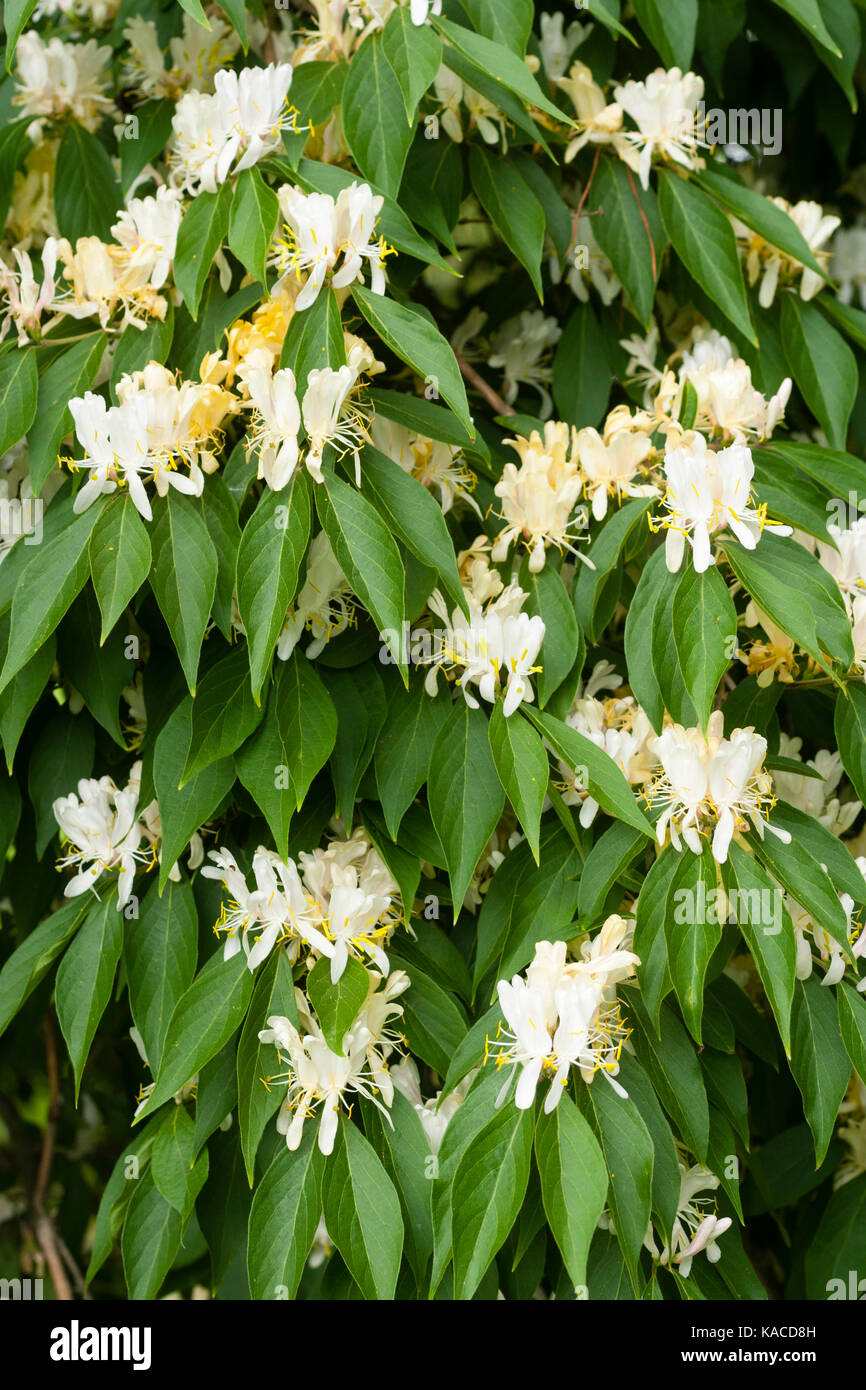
left=1, top=0, right=866, bottom=1304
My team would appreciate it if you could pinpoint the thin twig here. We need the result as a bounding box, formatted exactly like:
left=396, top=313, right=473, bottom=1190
left=456, top=353, right=515, bottom=417
left=31, top=1013, right=72, bottom=1302
left=568, top=146, right=602, bottom=254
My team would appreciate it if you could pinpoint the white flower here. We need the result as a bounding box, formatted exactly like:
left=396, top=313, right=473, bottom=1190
left=558, top=60, right=625, bottom=163
left=0, top=237, right=59, bottom=344
left=737, top=198, right=840, bottom=307
left=237, top=347, right=301, bottom=491
left=646, top=1163, right=732, bottom=1277
left=816, top=517, right=866, bottom=608
left=110, top=187, right=183, bottom=292
left=424, top=583, right=546, bottom=717
left=649, top=710, right=791, bottom=864
left=575, top=409, right=656, bottom=520
left=171, top=63, right=293, bottom=195
left=772, top=734, right=861, bottom=837
left=832, top=223, right=866, bottom=311
left=539, top=11, right=590, bottom=83
left=658, top=433, right=791, bottom=574
left=410, top=0, right=442, bottom=25
left=277, top=531, right=354, bottom=660
left=123, top=13, right=240, bottom=101
left=488, top=310, right=562, bottom=418
left=53, top=762, right=148, bottom=908
left=271, top=182, right=386, bottom=311
left=492, top=421, right=587, bottom=570
left=559, top=686, right=657, bottom=826
left=201, top=846, right=332, bottom=970
left=677, top=328, right=792, bottom=443
left=14, top=32, right=113, bottom=133
left=302, top=357, right=368, bottom=483
left=613, top=67, right=705, bottom=189
left=492, top=933, right=637, bottom=1112
left=391, top=1057, right=475, bottom=1153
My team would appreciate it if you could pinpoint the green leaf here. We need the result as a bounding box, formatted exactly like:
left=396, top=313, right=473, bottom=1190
left=322, top=1116, right=404, bottom=1300
left=247, top=1131, right=325, bottom=1300
left=789, top=975, right=852, bottom=1165
left=359, top=443, right=465, bottom=615
left=388, top=953, right=468, bottom=1075
left=54, top=123, right=120, bottom=243
left=28, top=708, right=94, bottom=857
left=4, top=0, right=38, bottom=70
left=771, top=800, right=866, bottom=909
left=693, top=167, right=828, bottom=279
left=28, top=333, right=107, bottom=493
left=55, top=891, right=123, bottom=1102
left=434, top=17, right=570, bottom=123
left=373, top=679, right=449, bottom=838
left=522, top=706, right=654, bottom=837
left=85, top=1117, right=162, bottom=1285
left=590, top=157, right=663, bottom=328
left=321, top=663, right=387, bottom=823
left=657, top=170, right=755, bottom=345
left=625, top=993, right=711, bottom=1161
left=616, top=1052, right=682, bottom=1244
left=0, top=348, right=37, bottom=456
left=578, top=820, right=647, bottom=925
left=488, top=699, right=548, bottom=863
left=769, top=0, right=843, bottom=56
left=751, top=822, right=850, bottom=952
left=671, top=562, right=737, bottom=730
left=665, top=843, right=722, bottom=1043
left=149, top=491, right=218, bottom=695
left=289, top=61, right=347, bottom=127
left=579, top=1076, right=654, bottom=1293
left=535, top=1093, right=608, bottom=1289
left=119, top=99, right=175, bottom=195
left=781, top=295, right=857, bottom=451
left=182, top=648, right=262, bottom=786
left=228, top=168, right=278, bottom=286
left=153, top=698, right=235, bottom=888
left=381, top=7, right=443, bottom=121
left=88, top=495, right=152, bottom=642
left=624, top=545, right=671, bottom=734
left=630, top=0, right=697, bottom=69
left=277, top=650, right=338, bottom=808
left=342, top=31, right=413, bottom=195
left=151, top=1107, right=209, bottom=1219
left=838, top=982, right=866, bottom=1080
left=518, top=560, right=581, bottom=709
left=0, top=898, right=88, bottom=1037
left=351, top=285, right=472, bottom=434
left=360, top=1091, right=434, bottom=1284
left=125, top=876, right=198, bottom=1075
left=121, top=1171, right=184, bottom=1300
left=574, top=498, right=653, bottom=642
left=428, top=701, right=506, bottom=915
left=0, top=506, right=99, bottom=692
left=552, top=303, right=611, bottom=430
left=236, top=474, right=311, bottom=702
left=725, top=533, right=853, bottom=676
left=451, top=1102, right=534, bottom=1300
left=316, top=471, right=406, bottom=673
left=136, top=952, right=255, bottom=1120
left=804, top=1174, right=866, bottom=1300
left=306, top=954, right=370, bottom=1055
left=237, top=950, right=298, bottom=1183
left=174, top=182, right=233, bottom=319
left=469, top=148, right=545, bottom=299
left=724, top=843, right=796, bottom=1056
left=835, top=683, right=866, bottom=807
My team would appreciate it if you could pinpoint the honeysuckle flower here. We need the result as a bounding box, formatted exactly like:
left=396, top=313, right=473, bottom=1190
left=122, top=13, right=240, bottom=101
left=277, top=531, right=355, bottom=660
left=648, top=709, right=791, bottom=864
left=201, top=846, right=333, bottom=970
left=302, top=354, right=369, bottom=483
left=735, top=198, right=839, bottom=307
left=558, top=60, right=625, bottom=163
left=488, top=310, right=562, bottom=418
left=431, top=65, right=504, bottom=145
left=816, top=517, right=866, bottom=608
left=551, top=211, right=621, bottom=306
left=558, top=685, right=657, bottom=826
left=14, top=32, right=113, bottom=134
left=645, top=1162, right=732, bottom=1277
left=832, top=223, right=866, bottom=311
left=51, top=233, right=169, bottom=329
left=676, top=327, right=792, bottom=443
left=271, top=182, right=387, bottom=310
left=259, top=966, right=406, bottom=1154
left=491, top=933, right=636, bottom=1112
left=656, top=434, right=792, bottom=574
left=786, top=881, right=858, bottom=988
left=170, top=64, right=293, bottom=196
left=539, top=12, right=590, bottom=83
left=492, top=421, right=587, bottom=571
left=410, top=0, right=442, bottom=25
left=370, top=415, right=477, bottom=514
left=424, top=583, right=546, bottom=716
left=575, top=412, right=656, bottom=521
left=391, top=1057, right=476, bottom=1154
left=110, top=187, right=183, bottom=292
left=0, top=237, right=60, bottom=344
left=772, top=734, right=862, bottom=836
left=298, top=831, right=400, bottom=981
left=740, top=602, right=798, bottom=686
left=53, top=762, right=150, bottom=908
left=835, top=1077, right=866, bottom=1187
left=613, top=67, right=705, bottom=189
left=237, top=347, right=301, bottom=491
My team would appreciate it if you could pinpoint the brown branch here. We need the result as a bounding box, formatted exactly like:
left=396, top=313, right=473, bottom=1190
left=31, top=1013, right=72, bottom=1301
left=456, top=353, right=515, bottom=418
left=624, top=163, right=658, bottom=283
left=569, top=146, right=602, bottom=253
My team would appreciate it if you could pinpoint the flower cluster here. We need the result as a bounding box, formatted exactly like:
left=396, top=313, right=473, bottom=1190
left=170, top=64, right=294, bottom=196
left=423, top=581, right=546, bottom=717
left=491, top=923, right=640, bottom=1112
